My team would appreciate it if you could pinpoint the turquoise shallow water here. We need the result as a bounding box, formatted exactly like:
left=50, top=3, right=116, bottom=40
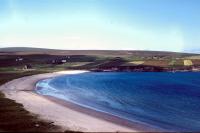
left=36, top=72, right=200, bottom=131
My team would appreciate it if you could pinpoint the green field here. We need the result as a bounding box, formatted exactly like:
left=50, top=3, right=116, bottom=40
left=1, top=48, right=199, bottom=72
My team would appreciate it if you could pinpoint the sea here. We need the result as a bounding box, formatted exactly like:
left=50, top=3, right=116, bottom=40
left=36, top=72, right=200, bottom=131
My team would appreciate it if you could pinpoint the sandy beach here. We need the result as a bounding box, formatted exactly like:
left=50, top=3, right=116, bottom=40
left=0, top=70, right=142, bottom=132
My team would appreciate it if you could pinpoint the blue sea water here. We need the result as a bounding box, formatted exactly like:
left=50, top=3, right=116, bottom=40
left=36, top=72, right=200, bottom=131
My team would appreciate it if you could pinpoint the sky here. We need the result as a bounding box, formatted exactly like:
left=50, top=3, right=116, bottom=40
left=0, top=0, right=200, bottom=52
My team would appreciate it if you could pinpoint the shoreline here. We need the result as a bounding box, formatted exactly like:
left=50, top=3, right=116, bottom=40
left=42, top=95, right=162, bottom=132
left=0, top=70, right=160, bottom=132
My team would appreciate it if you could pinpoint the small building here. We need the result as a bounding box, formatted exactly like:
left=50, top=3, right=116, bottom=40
left=66, top=56, right=70, bottom=59
left=52, top=60, right=56, bottom=64
left=23, top=64, right=32, bottom=70
left=16, top=57, right=23, bottom=62
left=61, top=60, right=67, bottom=63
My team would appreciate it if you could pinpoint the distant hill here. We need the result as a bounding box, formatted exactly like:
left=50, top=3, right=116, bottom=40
left=184, top=49, right=200, bottom=54
left=0, top=47, right=199, bottom=58
left=0, top=47, right=55, bottom=52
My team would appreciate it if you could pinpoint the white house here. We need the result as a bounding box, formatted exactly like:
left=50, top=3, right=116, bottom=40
left=61, top=60, right=67, bottom=63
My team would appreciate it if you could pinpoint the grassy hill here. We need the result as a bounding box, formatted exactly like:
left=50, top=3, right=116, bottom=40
left=0, top=47, right=197, bottom=57
left=0, top=47, right=200, bottom=72
left=0, top=47, right=55, bottom=52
